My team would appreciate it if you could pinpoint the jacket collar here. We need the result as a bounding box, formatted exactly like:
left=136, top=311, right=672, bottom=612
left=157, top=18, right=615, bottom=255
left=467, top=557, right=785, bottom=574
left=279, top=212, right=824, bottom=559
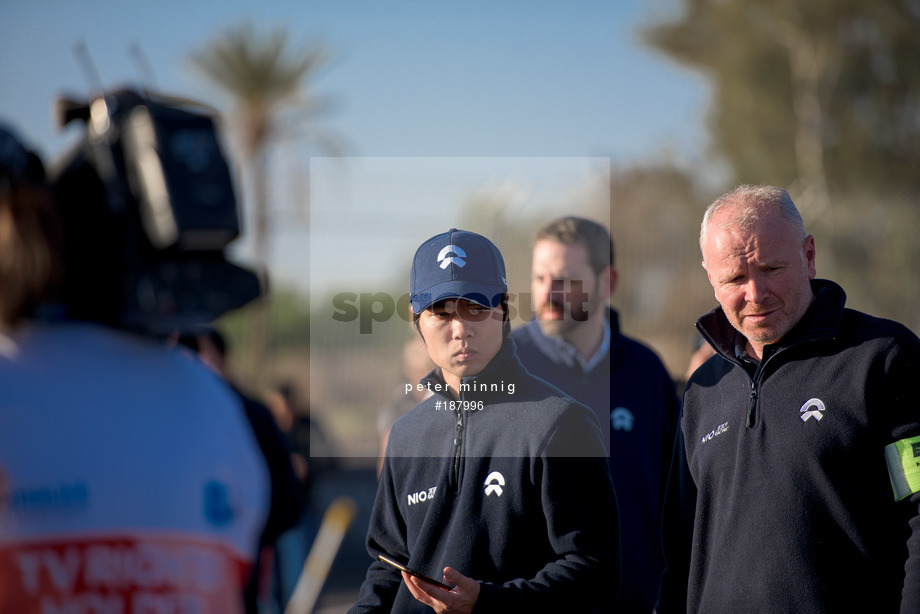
left=524, top=309, right=613, bottom=372
left=420, top=337, right=522, bottom=403
left=696, top=279, right=846, bottom=362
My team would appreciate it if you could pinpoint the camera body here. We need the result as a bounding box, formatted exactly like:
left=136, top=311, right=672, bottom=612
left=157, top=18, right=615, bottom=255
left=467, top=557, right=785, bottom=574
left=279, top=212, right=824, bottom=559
left=50, top=89, right=260, bottom=334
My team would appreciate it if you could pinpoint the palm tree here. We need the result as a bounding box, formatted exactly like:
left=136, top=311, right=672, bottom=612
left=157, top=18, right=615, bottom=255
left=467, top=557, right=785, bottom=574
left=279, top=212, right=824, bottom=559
left=189, top=22, right=337, bottom=384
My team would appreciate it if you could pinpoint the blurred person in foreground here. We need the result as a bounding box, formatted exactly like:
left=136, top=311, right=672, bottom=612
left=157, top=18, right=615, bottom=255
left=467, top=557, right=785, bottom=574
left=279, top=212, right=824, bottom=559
left=176, top=326, right=304, bottom=614
left=265, top=381, right=335, bottom=492
left=658, top=185, right=920, bottom=613
left=0, top=123, right=61, bottom=333
left=0, top=98, right=269, bottom=613
left=511, top=216, right=679, bottom=613
left=350, top=229, right=620, bottom=613
left=263, top=381, right=334, bottom=610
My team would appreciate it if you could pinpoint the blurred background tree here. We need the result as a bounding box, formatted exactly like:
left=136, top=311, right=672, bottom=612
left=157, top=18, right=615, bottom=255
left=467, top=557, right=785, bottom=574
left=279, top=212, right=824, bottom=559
left=189, top=22, right=341, bottom=384
left=644, top=0, right=920, bottom=212
left=607, top=164, right=710, bottom=376
left=631, top=0, right=920, bottom=340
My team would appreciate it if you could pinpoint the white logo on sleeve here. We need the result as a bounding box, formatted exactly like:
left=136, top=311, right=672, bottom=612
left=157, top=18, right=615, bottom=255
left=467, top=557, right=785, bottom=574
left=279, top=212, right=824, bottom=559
left=611, top=407, right=634, bottom=431
left=800, top=398, right=826, bottom=422
left=484, top=471, right=505, bottom=497
left=438, top=245, right=467, bottom=269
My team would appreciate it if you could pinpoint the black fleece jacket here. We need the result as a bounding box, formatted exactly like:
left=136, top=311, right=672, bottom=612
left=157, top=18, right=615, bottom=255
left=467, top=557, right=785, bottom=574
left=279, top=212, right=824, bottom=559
left=512, top=309, right=678, bottom=613
left=350, top=339, right=620, bottom=613
left=659, top=279, right=920, bottom=613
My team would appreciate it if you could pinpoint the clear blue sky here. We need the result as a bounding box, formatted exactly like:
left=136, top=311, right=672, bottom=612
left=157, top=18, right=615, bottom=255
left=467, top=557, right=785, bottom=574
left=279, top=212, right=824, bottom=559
left=0, top=0, right=706, bottom=161
left=0, top=0, right=710, bottom=293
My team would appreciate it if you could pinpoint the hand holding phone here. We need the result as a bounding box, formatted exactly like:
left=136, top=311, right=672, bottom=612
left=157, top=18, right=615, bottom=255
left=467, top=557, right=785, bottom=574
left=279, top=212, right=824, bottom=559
left=377, top=553, right=452, bottom=590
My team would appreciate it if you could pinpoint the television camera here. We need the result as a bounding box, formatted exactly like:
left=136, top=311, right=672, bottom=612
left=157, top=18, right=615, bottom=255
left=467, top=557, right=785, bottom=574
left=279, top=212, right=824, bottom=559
left=50, top=88, right=261, bottom=334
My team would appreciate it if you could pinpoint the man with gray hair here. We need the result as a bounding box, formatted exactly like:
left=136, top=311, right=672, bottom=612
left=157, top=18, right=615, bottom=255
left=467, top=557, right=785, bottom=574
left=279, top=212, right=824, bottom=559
left=659, top=184, right=920, bottom=612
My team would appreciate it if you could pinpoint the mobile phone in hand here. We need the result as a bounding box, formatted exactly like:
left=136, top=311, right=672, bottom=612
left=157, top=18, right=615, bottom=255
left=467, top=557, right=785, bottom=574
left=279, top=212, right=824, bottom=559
left=377, top=553, right=452, bottom=590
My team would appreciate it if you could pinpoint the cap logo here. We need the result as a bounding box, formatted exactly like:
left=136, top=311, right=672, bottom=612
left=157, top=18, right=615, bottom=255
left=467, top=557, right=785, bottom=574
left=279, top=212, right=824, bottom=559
left=437, top=245, right=467, bottom=269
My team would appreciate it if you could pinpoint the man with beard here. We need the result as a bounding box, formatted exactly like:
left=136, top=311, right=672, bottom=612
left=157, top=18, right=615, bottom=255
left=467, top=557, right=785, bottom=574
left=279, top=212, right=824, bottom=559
left=512, top=216, right=679, bottom=613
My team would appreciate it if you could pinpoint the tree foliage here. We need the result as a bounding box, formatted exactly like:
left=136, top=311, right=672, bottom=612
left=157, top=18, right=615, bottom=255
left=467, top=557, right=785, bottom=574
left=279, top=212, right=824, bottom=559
left=189, top=23, right=332, bottom=157
left=644, top=0, right=920, bottom=206
left=189, top=23, right=336, bottom=385
left=608, top=164, right=714, bottom=363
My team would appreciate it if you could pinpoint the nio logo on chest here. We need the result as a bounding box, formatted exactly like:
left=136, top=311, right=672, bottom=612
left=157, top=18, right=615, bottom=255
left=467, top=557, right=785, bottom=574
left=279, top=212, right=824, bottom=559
left=611, top=407, right=634, bottom=431
left=800, top=398, right=826, bottom=422
left=484, top=471, right=505, bottom=497
left=408, top=486, right=437, bottom=506
left=438, top=245, right=467, bottom=269
left=701, top=421, right=729, bottom=444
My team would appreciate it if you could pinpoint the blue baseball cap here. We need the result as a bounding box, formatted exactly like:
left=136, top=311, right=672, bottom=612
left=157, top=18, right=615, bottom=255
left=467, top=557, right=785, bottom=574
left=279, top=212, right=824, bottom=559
left=410, top=228, right=507, bottom=313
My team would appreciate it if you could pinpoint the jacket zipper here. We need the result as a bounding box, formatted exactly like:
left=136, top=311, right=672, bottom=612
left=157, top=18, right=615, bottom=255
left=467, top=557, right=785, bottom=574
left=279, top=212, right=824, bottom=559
left=746, top=381, right=758, bottom=428
left=745, top=356, right=767, bottom=428
left=452, top=400, right=465, bottom=493
left=744, top=338, right=823, bottom=428
left=699, top=319, right=830, bottom=430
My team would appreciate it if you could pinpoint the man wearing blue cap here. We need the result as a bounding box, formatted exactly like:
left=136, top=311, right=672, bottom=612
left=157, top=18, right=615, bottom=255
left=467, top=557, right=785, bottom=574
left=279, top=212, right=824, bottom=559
left=350, top=229, right=621, bottom=614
